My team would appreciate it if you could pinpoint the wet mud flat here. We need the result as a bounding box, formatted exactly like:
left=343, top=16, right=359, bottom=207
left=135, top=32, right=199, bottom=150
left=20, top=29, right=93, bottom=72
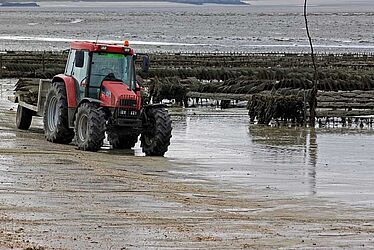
left=1, top=79, right=374, bottom=249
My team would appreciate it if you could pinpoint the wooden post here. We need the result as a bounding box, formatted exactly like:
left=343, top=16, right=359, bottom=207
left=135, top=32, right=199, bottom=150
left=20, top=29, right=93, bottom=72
left=304, top=0, right=318, bottom=127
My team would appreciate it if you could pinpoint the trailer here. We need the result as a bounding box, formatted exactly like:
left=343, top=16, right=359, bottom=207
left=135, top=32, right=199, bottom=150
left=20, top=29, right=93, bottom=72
left=10, top=79, right=51, bottom=130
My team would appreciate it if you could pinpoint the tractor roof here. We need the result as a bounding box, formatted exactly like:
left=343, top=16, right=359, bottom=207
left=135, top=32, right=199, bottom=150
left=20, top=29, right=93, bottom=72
left=70, top=41, right=134, bottom=55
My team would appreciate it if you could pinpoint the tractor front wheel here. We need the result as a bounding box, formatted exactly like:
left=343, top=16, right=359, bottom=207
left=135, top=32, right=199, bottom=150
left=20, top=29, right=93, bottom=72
left=141, top=107, right=172, bottom=156
left=74, top=103, right=106, bottom=152
left=43, top=82, right=74, bottom=144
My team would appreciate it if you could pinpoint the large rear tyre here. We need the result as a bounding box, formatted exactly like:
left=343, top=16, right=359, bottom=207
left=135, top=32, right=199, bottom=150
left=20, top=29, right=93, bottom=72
left=43, top=82, right=74, bottom=144
left=16, top=105, right=34, bottom=130
left=108, top=131, right=138, bottom=149
left=74, top=103, right=106, bottom=152
left=141, top=108, right=172, bottom=156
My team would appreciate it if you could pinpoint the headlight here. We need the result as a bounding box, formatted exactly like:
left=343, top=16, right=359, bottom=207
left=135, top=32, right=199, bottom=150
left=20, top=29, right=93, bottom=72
left=102, top=88, right=111, bottom=97
left=119, top=109, right=138, bottom=116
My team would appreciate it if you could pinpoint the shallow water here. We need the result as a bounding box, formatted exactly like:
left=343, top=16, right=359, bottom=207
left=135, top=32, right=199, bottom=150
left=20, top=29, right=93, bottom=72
left=0, top=1, right=373, bottom=53
left=165, top=108, right=374, bottom=206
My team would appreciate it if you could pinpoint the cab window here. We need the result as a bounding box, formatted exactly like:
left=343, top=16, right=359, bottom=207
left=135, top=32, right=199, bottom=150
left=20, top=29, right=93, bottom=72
left=90, top=52, right=131, bottom=88
left=71, top=50, right=89, bottom=85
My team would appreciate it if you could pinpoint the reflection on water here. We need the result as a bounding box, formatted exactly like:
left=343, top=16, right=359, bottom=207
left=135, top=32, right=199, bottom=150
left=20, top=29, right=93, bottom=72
left=308, top=129, right=317, bottom=196
left=249, top=125, right=308, bottom=148
left=249, top=125, right=318, bottom=196
left=168, top=108, right=374, bottom=205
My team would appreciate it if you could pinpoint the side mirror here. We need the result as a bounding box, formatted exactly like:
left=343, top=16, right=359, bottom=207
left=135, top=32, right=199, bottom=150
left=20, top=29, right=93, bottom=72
left=75, top=50, right=84, bottom=68
left=142, top=55, right=150, bottom=73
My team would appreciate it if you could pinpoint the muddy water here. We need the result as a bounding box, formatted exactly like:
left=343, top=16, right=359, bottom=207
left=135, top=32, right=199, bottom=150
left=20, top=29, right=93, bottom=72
left=1, top=79, right=374, bottom=248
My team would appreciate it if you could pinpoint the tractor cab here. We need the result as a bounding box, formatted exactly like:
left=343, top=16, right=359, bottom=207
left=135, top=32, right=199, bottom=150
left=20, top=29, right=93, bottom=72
left=65, top=41, right=140, bottom=104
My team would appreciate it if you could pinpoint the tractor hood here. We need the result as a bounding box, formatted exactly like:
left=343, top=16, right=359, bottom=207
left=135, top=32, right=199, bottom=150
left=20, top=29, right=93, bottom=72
left=100, top=81, right=140, bottom=109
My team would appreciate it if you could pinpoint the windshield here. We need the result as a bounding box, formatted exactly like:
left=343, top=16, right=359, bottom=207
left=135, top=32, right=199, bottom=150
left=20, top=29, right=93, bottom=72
left=90, top=52, right=132, bottom=87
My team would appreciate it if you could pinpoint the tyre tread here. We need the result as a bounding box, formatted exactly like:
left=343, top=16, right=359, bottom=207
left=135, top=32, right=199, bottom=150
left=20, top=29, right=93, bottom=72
left=74, top=102, right=106, bottom=152
left=141, top=108, right=172, bottom=156
left=43, top=82, right=74, bottom=144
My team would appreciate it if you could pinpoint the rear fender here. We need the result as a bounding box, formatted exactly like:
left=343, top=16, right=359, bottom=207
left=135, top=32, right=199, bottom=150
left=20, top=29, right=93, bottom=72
left=52, top=74, right=77, bottom=108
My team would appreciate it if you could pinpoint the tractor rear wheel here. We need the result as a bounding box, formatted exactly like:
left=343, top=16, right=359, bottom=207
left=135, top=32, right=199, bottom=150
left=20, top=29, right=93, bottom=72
left=141, top=107, right=172, bottom=156
left=108, top=131, right=138, bottom=149
left=16, top=105, right=34, bottom=130
left=74, top=103, right=106, bottom=152
left=43, top=82, right=74, bottom=144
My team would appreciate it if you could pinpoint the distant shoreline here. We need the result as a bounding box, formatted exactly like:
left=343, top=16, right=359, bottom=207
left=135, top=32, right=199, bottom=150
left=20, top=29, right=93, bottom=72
left=164, top=0, right=246, bottom=5
left=0, top=2, right=39, bottom=7
left=36, top=0, right=247, bottom=5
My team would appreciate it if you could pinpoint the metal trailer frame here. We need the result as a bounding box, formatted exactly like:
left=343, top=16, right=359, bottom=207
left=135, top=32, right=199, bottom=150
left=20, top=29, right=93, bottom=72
left=9, top=79, right=52, bottom=116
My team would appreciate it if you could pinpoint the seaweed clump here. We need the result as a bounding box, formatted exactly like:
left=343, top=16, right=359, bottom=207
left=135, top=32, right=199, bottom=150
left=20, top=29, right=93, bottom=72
left=247, top=93, right=306, bottom=125
left=148, top=77, right=189, bottom=105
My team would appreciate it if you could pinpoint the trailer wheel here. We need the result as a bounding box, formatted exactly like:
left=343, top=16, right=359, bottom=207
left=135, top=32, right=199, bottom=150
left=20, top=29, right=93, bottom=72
left=141, top=108, right=172, bottom=156
left=16, top=105, right=34, bottom=130
left=108, top=131, right=138, bottom=149
left=75, top=103, right=106, bottom=152
left=43, top=82, right=74, bottom=144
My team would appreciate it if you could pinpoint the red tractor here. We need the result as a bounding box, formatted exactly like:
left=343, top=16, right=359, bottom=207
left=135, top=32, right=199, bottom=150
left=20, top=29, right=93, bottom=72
left=15, top=41, right=172, bottom=156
